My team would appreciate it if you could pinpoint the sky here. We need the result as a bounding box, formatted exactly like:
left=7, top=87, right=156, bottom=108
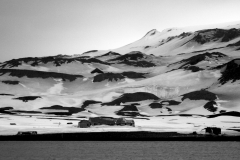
left=0, top=0, right=240, bottom=62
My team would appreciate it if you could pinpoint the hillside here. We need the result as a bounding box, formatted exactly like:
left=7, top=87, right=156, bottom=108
left=1, top=21, right=240, bottom=135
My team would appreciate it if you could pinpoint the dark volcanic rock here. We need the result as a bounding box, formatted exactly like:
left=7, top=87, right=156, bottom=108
left=192, top=28, right=240, bottom=44
left=170, top=52, right=227, bottom=69
left=0, top=69, right=83, bottom=81
left=0, top=107, right=13, bottom=111
left=208, top=111, right=240, bottom=118
left=218, top=59, right=240, bottom=84
left=178, top=32, right=192, bottom=39
left=221, top=28, right=240, bottom=42
left=0, top=107, right=15, bottom=114
left=93, top=72, right=145, bottom=82
left=158, top=32, right=192, bottom=47
left=120, top=60, right=156, bottom=67
left=95, top=51, right=120, bottom=58
left=45, top=112, right=72, bottom=116
left=166, top=107, right=172, bottom=111
left=0, top=110, right=15, bottom=114
left=203, top=101, right=218, bottom=112
left=102, top=92, right=159, bottom=106
left=78, top=56, right=90, bottom=59
left=220, top=110, right=226, bottom=113
left=13, top=96, right=41, bottom=102
left=182, top=66, right=204, bottom=72
left=0, top=93, right=14, bottom=96
left=40, top=105, right=84, bottom=114
left=109, top=51, right=145, bottom=61
left=119, top=104, right=138, bottom=112
left=11, top=110, right=42, bottom=114
left=79, top=58, right=109, bottom=65
left=121, top=72, right=146, bottom=79
left=81, top=100, right=102, bottom=109
left=93, top=73, right=124, bottom=82
left=0, top=56, right=109, bottom=68
left=107, top=51, right=156, bottom=67
left=227, top=40, right=240, bottom=47
left=181, top=90, right=217, bottom=101
left=144, top=46, right=150, bottom=49
left=143, top=29, right=157, bottom=37
left=191, top=47, right=225, bottom=53
left=1, top=80, right=19, bottom=85
left=160, top=100, right=181, bottom=106
left=91, top=68, right=104, bottom=74
left=116, top=104, right=139, bottom=117
left=83, top=50, right=98, bottom=54
left=149, top=103, right=163, bottom=109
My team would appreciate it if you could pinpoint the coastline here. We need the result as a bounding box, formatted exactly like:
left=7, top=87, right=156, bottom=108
left=1, top=131, right=240, bottom=141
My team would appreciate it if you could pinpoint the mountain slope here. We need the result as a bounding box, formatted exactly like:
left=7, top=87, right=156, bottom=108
left=1, top=21, right=240, bottom=135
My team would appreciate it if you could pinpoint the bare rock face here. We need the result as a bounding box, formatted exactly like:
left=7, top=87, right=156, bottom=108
left=91, top=68, right=104, bottom=74
left=191, top=28, right=240, bottom=44
left=181, top=90, right=217, bottom=101
left=218, top=59, right=240, bottom=84
left=203, top=101, right=218, bottom=112
left=102, top=92, right=159, bottom=106
left=93, top=72, right=145, bottom=82
left=14, top=96, right=41, bottom=102
left=0, top=69, right=84, bottom=81
left=108, top=52, right=156, bottom=67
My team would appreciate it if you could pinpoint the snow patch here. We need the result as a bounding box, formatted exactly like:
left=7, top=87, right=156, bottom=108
left=31, top=66, right=50, bottom=72
left=47, top=80, right=64, bottom=95
left=83, top=78, right=88, bottom=81
left=105, top=66, right=121, bottom=72
left=125, top=78, right=136, bottom=83
left=210, top=70, right=222, bottom=78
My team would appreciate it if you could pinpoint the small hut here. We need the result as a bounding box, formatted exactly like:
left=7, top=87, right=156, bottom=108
left=89, top=117, right=116, bottom=126
left=17, top=131, right=37, bottom=135
left=116, top=118, right=135, bottom=126
left=205, top=127, right=221, bottom=135
left=116, top=118, right=126, bottom=125
left=126, top=119, right=135, bottom=127
left=78, top=120, right=91, bottom=128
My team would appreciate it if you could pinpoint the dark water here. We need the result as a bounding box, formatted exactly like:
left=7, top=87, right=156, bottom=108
left=0, top=141, right=240, bottom=160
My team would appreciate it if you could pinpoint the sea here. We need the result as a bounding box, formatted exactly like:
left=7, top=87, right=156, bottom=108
left=0, top=141, right=239, bottom=160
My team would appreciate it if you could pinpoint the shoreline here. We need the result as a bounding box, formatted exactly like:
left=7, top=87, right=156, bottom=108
left=1, top=131, right=240, bottom=141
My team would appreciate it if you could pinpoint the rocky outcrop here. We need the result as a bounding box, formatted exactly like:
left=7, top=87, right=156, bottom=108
left=203, top=101, right=218, bottom=112
left=1, top=80, right=19, bottom=85
left=116, top=104, right=139, bottom=117
left=81, top=100, right=102, bottom=109
left=93, top=72, right=145, bottom=82
left=181, top=90, right=217, bottom=101
left=13, top=96, right=41, bottom=102
left=102, top=92, right=159, bottom=106
left=193, top=28, right=240, bottom=44
left=170, top=52, right=227, bottom=69
left=0, top=69, right=83, bottom=81
left=208, top=111, right=240, bottom=118
left=108, top=51, right=156, bottom=67
left=91, top=68, right=104, bottom=74
left=40, top=105, right=84, bottom=115
left=0, top=56, right=109, bottom=68
left=218, top=59, right=240, bottom=84
left=149, top=103, right=162, bottom=109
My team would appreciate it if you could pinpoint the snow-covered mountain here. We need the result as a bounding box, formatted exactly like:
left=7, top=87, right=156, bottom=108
left=1, top=21, right=240, bottom=135
left=82, top=21, right=240, bottom=57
